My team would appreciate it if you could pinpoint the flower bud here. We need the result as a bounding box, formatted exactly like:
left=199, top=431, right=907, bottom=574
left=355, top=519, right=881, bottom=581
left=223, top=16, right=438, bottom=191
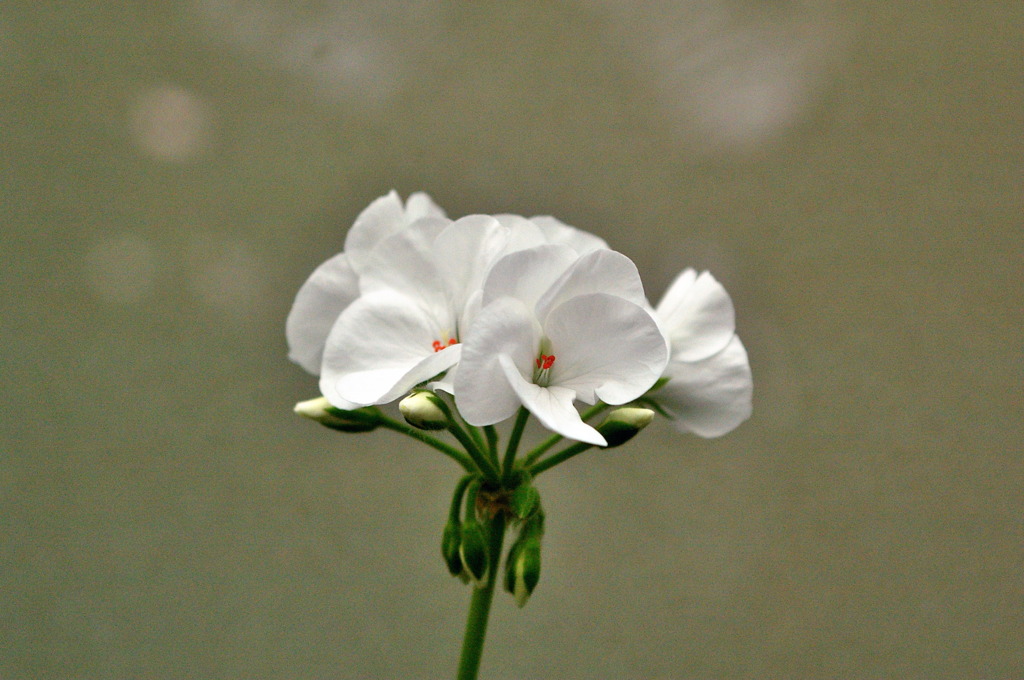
left=441, top=519, right=463, bottom=576
left=293, top=397, right=379, bottom=433
left=459, top=521, right=489, bottom=585
left=507, top=537, right=541, bottom=607
left=596, top=407, right=655, bottom=448
left=503, top=541, right=522, bottom=595
left=399, top=391, right=449, bottom=431
left=509, top=483, right=540, bottom=520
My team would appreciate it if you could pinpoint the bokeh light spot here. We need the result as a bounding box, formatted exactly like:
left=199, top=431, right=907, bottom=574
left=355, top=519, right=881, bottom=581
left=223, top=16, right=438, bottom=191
left=129, top=85, right=213, bottom=162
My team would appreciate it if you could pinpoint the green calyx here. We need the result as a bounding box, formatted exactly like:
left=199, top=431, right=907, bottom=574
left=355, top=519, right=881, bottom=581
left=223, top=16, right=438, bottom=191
left=596, top=407, right=655, bottom=448
left=507, top=471, right=541, bottom=520
left=399, top=390, right=450, bottom=431
left=441, top=519, right=464, bottom=576
left=293, top=397, right=380, bottom=433
left=503, top=509, right=544, bottom=606
left=459, top=521, right=489, bottom=585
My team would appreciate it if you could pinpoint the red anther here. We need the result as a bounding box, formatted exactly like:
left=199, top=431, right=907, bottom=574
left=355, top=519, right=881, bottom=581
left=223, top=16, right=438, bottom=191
left=432, top=338, right=459, bottom=353
left=535, top=354, right=556, bottom=369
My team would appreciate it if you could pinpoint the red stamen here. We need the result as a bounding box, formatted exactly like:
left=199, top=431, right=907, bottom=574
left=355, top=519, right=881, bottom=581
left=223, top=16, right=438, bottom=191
left=432, top=338, right=459, bottom=353
left=535, top=354, right=556, bottom=369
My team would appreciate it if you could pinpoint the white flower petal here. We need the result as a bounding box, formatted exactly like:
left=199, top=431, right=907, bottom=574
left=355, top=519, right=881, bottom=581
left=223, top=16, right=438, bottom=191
left=375, top=343, right=462, bottom=404
left=405, top=191, right=447, bottom=221
left=656, top=269, right=735, bottom=361
left=493, top=214, right=548, bottom=251
left=286, top=252, right=359, bottom=375
left=360, top=217, right=451, bottom=316
left=545, top=293, right=668, bottom=405
left=432, top=215, right=510, bottom=319
left=343, top=191, right=405, bottom=272
left=499, top=355, right=606, bottom=446
left=529, top=215, right=609, bottom=254
left=536, top=249, right=649, bottom=321
left=657, top=334, right=753, bottom=438
left=343, top=191, right=446, bottom=274
left=482, top=244, right=578, bottom=310
left=320, top=291, right=456, bottom=406
left=457, top=288, right=484, bottom=342
left=455, top=297, right=540, bottom=426
left=429, top=361, right=458, bottom=396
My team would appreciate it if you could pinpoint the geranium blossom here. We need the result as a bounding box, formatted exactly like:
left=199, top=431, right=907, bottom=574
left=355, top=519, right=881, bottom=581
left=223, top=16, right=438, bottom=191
left=288, top=190, right=751, bottom=444
left=319, top=214, right=515, bottom=407
left=316, top=209, right=619, bottom=410
left=651, top=268, right=752, bottom=437
left=455, top=246, right=669, bottom=446
left=286, top=190, right=445, bottom=376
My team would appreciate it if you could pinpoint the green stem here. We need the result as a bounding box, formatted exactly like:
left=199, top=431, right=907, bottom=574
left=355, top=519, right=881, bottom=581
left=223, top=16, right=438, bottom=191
left=465, top=423, right=486, bottom=455
left=449, top=424, right=500, bottom=483
left=431, top=396, right=501, bottom=482
left=455, top=512, right=507, bottom=680
left=527, top=440, right=595, bottom=477
left=484, top=426, right=499, bottom=461
left=375, top=416, right=476, bottom=473
left=521, top=433, right=560, bottom=468
left=449, top=474, right=474, bottom=522
left=463, top=478, right=481, bottom=521
left=501, top=407, right=530, bottom=484
left=580, top=402, right=611, bottom=422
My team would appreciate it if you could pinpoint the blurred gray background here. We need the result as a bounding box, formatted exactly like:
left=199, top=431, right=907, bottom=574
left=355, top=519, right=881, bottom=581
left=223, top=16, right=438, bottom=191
left=2, top=2, right=1022, bottom=678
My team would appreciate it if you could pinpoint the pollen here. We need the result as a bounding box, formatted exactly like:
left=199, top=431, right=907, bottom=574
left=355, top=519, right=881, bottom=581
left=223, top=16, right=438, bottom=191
left=432, top=338, right=458, bottom=352
left=535, top=354, right=556, bottom=370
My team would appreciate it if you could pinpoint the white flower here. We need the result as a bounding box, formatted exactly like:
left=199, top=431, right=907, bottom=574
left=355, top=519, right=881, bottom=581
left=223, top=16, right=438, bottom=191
left=318, top=214, right=514, bottom=407
left=285, top=190, right=445, bottom=376
left=652, top=269, right=752, bottom=437
left=455, top=246, right=669, bottom=446
left=493, top=214, right=609, bottom=256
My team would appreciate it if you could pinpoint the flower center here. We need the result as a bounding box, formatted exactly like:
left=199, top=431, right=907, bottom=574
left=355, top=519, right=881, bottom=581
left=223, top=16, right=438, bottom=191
left=533, top=354, right=556, bottom=385
left=432, top=337, right=458, bottom=352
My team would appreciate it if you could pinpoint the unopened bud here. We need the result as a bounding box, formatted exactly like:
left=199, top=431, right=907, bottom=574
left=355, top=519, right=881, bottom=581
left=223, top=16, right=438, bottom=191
left=459, top=521, right=489, bottom=585
left=441, top=520, right=463, bottom=576
left=508, top=537, right=542, bottom=607
left=509, top=483, right=540, bottom=520
left=597, top=407, right=655, bottom=448
left=294, top=397, right=379, bottom=433
left=399, top=391, right=449, bottom=430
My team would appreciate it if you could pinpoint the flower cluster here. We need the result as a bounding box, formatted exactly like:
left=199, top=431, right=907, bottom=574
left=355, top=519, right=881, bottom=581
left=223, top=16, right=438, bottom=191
left=288, top=190, right=752, bottom=447
left=288, top=190, right=752, bottom=625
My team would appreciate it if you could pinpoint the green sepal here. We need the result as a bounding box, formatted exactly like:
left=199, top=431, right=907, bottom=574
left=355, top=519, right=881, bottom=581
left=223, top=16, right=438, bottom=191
left=399, top=391, right=449, bottom=431
left=511, top=537, right=542, bottom=607
left=441, top=519, right=463, bottom=576
left=459, top=521, right=489, bottom=584
left=294, top=397, right=380, bottom=433
left=509, top=483, right=540, bottom=520
left=633, top=396, right=672, bottom=419
left=321, top=407, right=380, bottom=433
left=520, top=511, right=545, bottom=540
left=596, top=407, right=655, bottom=448
left=503, top=540, right=523, bottom=594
